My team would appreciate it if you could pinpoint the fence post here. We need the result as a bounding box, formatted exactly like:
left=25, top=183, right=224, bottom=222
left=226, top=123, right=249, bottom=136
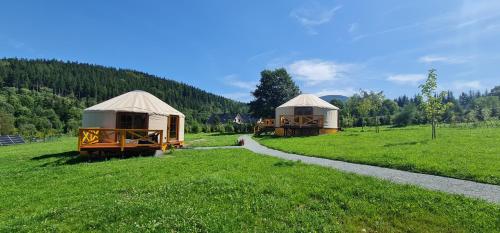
left=120, top=129, right=125, bottom=151
left=159, top=130, right=163, bottom=149
left=78, top=129, right=82, bottom=151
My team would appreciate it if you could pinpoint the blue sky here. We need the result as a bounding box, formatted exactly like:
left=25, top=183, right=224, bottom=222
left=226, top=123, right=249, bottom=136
left=1, top=0, right=499, bottom=102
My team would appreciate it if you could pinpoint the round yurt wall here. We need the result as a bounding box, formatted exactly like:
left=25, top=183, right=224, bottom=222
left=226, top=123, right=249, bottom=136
left=82, top=111, right=117, bottom=128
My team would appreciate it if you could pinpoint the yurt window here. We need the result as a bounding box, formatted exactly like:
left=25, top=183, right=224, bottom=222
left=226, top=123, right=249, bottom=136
left=294, top=107, right=313, bottom=116
left=116, top=112, right=148, bottom=129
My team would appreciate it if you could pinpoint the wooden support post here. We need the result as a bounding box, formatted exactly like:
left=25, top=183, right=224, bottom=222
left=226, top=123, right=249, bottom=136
left=120, top=129, right=125, bottom=152
left=159, top=130, right=164, bottom=152
left=78, top=129, right=82, bottom=151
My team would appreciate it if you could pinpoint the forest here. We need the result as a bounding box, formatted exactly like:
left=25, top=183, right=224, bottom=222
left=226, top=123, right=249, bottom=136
left=0, top=58, right=247, bottom=138
left=0, top=59, right=498, bottom=138
left=332, top=87, right=500, bottom=129
left=249, top=68, right=500, bottom=131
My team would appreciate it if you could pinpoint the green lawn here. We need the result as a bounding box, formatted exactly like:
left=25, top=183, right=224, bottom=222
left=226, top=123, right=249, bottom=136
left=184, top=132, right=242, bottom=147
left=0, top=138, right=499, bottom=232
left=257, top=125, right=500, bottom=185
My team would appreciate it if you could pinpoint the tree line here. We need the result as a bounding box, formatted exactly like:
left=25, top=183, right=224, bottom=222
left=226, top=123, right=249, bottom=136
left=248, top=68, right=500, bottom=137
left=0, top=58, right=248, bottom=137
left=335, top=84, right=500, bottom=129
left=1, top=59, right=498, bottom=138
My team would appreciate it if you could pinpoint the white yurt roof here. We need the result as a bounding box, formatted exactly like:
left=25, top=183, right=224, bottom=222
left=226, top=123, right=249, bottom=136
left=84, top=90, right=185, bottom=117
left=277, top=94, right=339, bottom=110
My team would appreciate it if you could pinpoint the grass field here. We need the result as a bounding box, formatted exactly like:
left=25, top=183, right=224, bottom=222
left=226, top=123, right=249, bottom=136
left=0, top=138, right=499, bottom=232
left=257, top=125, right=500, bottom=185
left=184, top=133, right=242, bottom=147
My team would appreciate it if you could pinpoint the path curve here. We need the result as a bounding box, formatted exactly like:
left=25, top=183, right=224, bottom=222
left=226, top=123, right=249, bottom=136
left=239, top=135, right=500, bottom=204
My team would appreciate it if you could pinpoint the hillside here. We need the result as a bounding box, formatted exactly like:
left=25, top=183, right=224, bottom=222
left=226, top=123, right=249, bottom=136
left=0, top=58, right=248, bottom=135
left=320, top=95, right=348, bottom=102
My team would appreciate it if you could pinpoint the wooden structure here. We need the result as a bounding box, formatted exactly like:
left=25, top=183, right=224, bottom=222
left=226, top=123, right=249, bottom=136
left=78, top=128, right=167, bottom=152
left=255, top=94, right=340, bottom=137
left=254, top=118, right=275, bottom=135
left=277, top=115, right=325, bottom=136
left=78, top=90, right=184, bottom=153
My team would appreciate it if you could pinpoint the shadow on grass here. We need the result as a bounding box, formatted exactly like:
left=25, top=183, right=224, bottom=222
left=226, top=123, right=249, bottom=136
left=207, top=132, right=245, bottom=136
left=273, top=160, right=301, bottom=167
left=383, top=140, right=428, bottom=147
left=31, top=151, right=79, bottom=161
left=33, top=150, right=156, bottom=166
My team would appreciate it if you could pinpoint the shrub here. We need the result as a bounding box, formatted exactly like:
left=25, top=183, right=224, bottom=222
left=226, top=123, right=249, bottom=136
left=190, top=122, right=201, bottom=134
left=394, top=104, right=416, bottom=127
left=224, top=123, right=234, bottom=133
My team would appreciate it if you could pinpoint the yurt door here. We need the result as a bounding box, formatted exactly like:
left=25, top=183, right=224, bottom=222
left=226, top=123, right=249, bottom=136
left=168, top=115, right=179, bottom=141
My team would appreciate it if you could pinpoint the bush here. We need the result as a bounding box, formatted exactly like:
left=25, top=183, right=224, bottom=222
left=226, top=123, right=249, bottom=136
left=190, top=122, right=201, bottom=134
left=216, top=123, right=225, bottom=133
left=202, top=124, right=212, bottom=133
left=224, top=123, right=234, bottom=133
left=394, top=104, right=416, bottom=127
left=0, top=111, right=16, bottom=135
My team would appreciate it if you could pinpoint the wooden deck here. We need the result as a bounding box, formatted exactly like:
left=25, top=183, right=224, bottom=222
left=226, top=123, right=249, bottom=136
left=254, top=115, right=328, bottom=136
left=254, top=118, right=275, bottom=135
left=279, top=115, right=324, bottom=128
left=78, top=128, right=181, bottom=152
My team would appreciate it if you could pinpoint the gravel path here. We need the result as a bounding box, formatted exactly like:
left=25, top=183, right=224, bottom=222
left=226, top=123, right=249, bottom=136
left=239, top=135, right=500, bottom=204
left=192, top=146, right=241, bottom=150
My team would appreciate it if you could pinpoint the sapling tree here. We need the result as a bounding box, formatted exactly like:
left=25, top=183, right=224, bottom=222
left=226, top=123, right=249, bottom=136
left=419, top=69, right=453, bottom=139
left=357, top=98, right=371, bottom=131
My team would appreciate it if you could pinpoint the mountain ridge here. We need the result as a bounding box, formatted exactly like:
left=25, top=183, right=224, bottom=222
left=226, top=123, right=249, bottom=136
left=0, top=58, right=248, bottom=124
left=320, top=95, right=349, bottom=103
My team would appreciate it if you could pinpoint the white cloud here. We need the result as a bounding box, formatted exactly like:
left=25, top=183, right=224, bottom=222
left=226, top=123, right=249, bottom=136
left=352, top=1, right=500, bottom=43
left=418, top=55, right=471, bottom=64
left=351, top=21, right=423, bottom=42
left=265, top=51, right=300, bottom=68
left=387, top=74, right=426, bottom=85
left=247, top=50, right=276, bottom=62
left=223, top=74, right=257, bottom=91
left=220, top=75, right=256, bottom=102
left=290, top=4, right=342, bottom=34
left=348, top=23, right=358, bottom=33
left=288, top=59, right=354, bottom=86
left=315, top=88, right=356, bottom=97
left=221, top=92, right=253, bottom=103
left=453, top=80, right=482, bottom=90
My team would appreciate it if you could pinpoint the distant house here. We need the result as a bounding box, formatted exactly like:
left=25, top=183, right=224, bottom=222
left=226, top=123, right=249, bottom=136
left=207, top=113, right=257, bottom=125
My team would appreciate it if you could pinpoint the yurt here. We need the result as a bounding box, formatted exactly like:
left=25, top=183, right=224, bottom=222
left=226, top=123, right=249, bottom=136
left=274, top=94, right=339, bottom=136
left=79, top=90, right=184, bottom=152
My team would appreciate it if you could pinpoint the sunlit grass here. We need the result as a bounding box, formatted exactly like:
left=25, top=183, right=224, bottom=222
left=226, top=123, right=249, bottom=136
left=0, top=138, right=498, bottom=232
left=257, top=125, right=500, bottom=184
left=185, top=133, right=242, bottom=147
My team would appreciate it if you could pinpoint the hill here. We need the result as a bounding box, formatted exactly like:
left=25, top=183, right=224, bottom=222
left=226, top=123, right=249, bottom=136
left=320, top=95, right=348, bottom=102
left=0, top=58, right=248, bottom=136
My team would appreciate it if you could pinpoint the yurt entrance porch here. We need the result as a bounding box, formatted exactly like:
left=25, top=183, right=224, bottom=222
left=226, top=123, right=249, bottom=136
left=78, top=90, right=185, bottom=154
left=78, top=127, right=166, bottom=153
left=255, top=94, right=340, bottom=137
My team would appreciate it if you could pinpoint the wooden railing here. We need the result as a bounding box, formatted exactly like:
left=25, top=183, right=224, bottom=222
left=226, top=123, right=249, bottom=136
left=257, top=118, right=275, bottom=127
left=254, top=118, right=275, bottom=135
left=280, top=115, right=324, bottom=128
left=78, top=128, right=164, bottom=151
